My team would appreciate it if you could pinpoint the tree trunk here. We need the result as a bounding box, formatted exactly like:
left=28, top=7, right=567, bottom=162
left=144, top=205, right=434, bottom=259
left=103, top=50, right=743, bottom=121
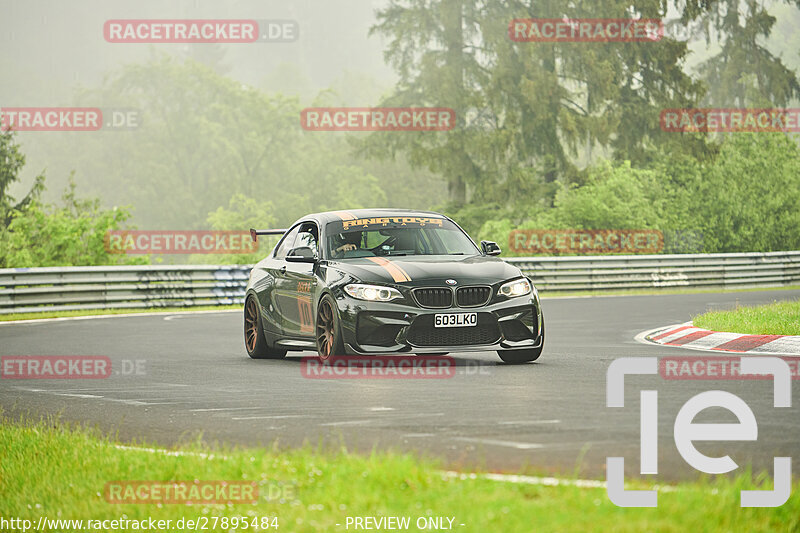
left=442, top=0, right=468, bottom=206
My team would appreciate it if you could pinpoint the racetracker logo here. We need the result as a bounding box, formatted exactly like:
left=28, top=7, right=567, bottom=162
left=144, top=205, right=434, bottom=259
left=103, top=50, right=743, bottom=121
left=509, top=229, right=663, bottom=255
left=1, top=356, right=112, bottom=379
left=104, top=481, right=258, bottom=504
left=301, top=356, right=456, bottom=379
left=661, top=356, right=800, bottom=380
left=1, top=107, right=141, bottom=131
left=660, top=108, right=800, bottom=132
left=509, top=18, right=663, bottom=42
left=300, top=108, right=456, bottom=132
left=105, top=230, right=256, bottom=254
left=606, top=356, right=792, bottom=507
left=104, top=19, right=298, bottom=43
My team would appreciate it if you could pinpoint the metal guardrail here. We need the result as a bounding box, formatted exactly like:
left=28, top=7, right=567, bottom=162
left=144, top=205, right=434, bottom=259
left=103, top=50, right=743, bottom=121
left=1, top=251, right=798, bottom=314
left=511, top=251, right=800, bottom=292
left=0, top=265, right=251, bottom=314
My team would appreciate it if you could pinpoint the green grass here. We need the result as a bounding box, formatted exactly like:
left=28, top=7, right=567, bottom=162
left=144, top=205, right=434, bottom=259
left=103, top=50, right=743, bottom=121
left=693, top=299, right=800, bottom=336
left=1, top=416, right=798, bottom=532
left=0, top=305, right=241, bottom=322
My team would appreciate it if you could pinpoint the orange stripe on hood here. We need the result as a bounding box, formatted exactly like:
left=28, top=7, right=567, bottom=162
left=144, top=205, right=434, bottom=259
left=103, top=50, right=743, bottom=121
left=387, top=260, right=412, bottom=282
left=366, top=257, right=411, bottom=282
left=332, top=210, right=357, bottom=221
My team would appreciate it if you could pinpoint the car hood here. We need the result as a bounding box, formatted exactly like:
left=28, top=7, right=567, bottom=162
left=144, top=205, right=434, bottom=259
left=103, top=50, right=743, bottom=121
left=326, top=254, right=523, bottom=286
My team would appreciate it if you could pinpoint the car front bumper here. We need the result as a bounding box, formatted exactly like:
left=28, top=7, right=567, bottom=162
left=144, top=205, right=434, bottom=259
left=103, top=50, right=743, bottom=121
left=335, top=291, right=543, bottom=355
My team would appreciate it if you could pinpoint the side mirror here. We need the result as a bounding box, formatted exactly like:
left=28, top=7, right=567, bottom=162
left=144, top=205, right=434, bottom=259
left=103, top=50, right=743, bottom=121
left=285, top=246, right=317, bottom=263
left=481, top=240, right=501, bottom=256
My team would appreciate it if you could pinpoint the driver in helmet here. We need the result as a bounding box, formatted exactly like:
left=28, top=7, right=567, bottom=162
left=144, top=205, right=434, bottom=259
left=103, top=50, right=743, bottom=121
left=333, top=231, right=363, bottom=256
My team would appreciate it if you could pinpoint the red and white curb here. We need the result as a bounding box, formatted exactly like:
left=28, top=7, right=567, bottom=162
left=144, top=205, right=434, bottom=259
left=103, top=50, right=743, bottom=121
left=635, top=322, right=800, bottom=356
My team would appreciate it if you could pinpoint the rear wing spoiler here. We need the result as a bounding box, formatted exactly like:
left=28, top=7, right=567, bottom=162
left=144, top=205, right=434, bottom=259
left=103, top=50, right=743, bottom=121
left=249, top=228, right=287, bottom=243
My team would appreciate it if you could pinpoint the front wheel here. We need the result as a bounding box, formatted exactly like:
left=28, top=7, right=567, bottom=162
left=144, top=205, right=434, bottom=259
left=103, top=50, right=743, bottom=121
left=316, top=294, right=345, bottom=361
left=497, top=315, right=544, bottom=364
left=244, top=296, right=286, bottom=359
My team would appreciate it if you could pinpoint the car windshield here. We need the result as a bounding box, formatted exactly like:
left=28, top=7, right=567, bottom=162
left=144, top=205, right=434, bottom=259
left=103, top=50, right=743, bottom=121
left=326, top=217, right=479, bottom=259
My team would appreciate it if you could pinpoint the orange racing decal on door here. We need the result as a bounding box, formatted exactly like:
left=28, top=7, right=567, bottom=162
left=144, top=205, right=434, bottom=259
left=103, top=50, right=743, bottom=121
left=366, top=257, right=411, bottom=282
left=297, top=295, right=313, bottom=333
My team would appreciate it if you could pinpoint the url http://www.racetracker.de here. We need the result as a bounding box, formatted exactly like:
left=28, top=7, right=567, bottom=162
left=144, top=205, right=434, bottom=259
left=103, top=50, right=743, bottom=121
left=0, top=516, right=280, bottom=531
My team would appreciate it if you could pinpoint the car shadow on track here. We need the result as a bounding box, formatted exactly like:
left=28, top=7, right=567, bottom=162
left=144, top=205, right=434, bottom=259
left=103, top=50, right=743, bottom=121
left=239, top=353, right=540, bottom=368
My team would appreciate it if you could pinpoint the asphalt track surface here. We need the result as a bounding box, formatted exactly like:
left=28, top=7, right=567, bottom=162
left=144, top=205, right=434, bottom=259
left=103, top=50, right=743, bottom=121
left=2, top=289, right=800, bottom=482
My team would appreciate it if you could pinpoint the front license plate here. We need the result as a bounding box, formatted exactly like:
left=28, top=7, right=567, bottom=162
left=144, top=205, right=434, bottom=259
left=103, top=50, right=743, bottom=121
left=434, top=313, right=478, bottom=328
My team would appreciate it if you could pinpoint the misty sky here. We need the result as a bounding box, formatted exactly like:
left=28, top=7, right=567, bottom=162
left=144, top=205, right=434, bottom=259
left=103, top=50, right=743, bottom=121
left=2, top=0, right=798, bottom=209
left=1, top=0, right=394, bottom=96
left=1, top=0, right=398, bottom=200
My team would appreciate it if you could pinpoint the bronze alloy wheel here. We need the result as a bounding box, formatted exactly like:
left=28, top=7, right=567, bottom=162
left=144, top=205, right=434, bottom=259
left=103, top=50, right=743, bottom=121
left=316, top=298, right=335, bottom=360
left=244, top=297, right=259, bottom=353
left=243, top=296, right=287, bottom=359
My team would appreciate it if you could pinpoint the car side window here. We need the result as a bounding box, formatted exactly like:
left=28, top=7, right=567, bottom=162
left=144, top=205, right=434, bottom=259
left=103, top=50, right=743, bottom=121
left=293, top=225, right=319, bottom=257
left=274, top=226, right=300, bottom=259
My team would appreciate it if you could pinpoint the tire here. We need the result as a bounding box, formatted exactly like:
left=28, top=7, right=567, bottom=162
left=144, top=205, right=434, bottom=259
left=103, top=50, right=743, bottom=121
left=497, top=315, right=544, bottom=364
left=316, top=294, right=345, bottom=361
left=244, top=296, right=287, bottom=359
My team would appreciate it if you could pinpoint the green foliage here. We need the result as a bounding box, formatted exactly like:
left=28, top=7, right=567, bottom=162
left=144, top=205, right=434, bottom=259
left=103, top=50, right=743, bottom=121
left=207, top=193, right=277, bottom=234
left=366, top=0, right=709, bottom=210
left=0, top=129, right=140, bottom=268
left=196, top=193, right=279, bottom=264
left=691, top=0, right=800, bottom=107
left=533, top=161, right=663, bottom=230
left=477, top=133, right=800, bottom=256
left=0, top=177, right=142, bottom=267
left=476, top=218, right=516, bottom=251
left=317, top=166, right=388, bottom=211
left=197, top=168, right=391, bottom=264
left=39, top=54, right=445, bottom=233
left=443, top=202, right=511, bottom=239
left=4, top=6, right=799, bottom=268
left=0, top=128, right=44, bottom=227
left=690, top=133, right=800, bottom=252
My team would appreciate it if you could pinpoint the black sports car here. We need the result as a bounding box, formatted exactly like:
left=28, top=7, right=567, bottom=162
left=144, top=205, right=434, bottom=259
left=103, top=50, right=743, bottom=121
left=243, top=209, right=544, bottom=364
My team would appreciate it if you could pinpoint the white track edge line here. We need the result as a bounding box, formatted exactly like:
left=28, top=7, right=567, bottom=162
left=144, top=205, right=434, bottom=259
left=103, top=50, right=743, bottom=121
left=114, top=445, right=231, bottom=460
left=440, top=471, right=676, bottom=492
left=0, top=308, right=240, bottom=325
left=111, top=447, right=676, bottom=492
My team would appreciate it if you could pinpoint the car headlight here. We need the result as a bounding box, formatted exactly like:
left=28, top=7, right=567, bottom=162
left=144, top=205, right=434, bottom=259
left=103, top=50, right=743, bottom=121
left=344, top=284, right=403, bottom=302
left=498, top=278, right=532, bottom=298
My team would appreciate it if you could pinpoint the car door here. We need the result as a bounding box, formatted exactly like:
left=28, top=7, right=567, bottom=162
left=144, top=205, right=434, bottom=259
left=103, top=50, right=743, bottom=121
left=264, top=225, right=300, bottom=335
left=278, top=222, right=320, bottom=338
